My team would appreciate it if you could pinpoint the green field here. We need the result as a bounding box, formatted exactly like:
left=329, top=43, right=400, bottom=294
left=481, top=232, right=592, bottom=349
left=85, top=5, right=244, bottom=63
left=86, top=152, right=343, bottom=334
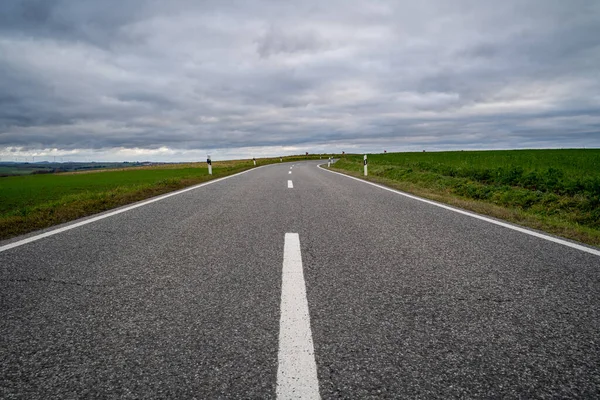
left=0, top=166, right=42, bottom=176
left=0, top=155, right=335, bottom=240
left=0, top=167, right=211, bottom=215
left=332, top=149, right=600, bottom=246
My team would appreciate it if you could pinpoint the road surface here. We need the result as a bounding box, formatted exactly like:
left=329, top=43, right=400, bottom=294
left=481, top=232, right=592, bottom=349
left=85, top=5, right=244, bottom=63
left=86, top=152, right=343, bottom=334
left=1, top=161, right=599, bottom=398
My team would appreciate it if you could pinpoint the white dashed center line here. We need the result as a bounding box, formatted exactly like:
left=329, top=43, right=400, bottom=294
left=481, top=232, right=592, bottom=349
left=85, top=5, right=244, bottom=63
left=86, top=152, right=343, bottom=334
left=288, top=180, right=294, bottom=188
left=277, top=233, right=320, bottom=399
left=289, top=171, right=292, bottom=174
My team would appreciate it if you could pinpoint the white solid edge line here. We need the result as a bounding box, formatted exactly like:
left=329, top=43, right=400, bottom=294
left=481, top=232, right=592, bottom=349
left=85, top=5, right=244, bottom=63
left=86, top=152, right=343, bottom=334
left=288, top=180, right=294, bottom=188
left=0, top=165, right=268, bottom=253
left=318, top=164, right=600, bottom=257
left=277, top=233, right=320, bottom=400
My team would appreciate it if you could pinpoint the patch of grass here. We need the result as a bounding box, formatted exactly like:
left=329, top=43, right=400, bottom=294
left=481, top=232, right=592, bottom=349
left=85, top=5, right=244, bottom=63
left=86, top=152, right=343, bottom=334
left=331, top=149, right=600, bottom=247
left=0, top=154, right=337, bottom=240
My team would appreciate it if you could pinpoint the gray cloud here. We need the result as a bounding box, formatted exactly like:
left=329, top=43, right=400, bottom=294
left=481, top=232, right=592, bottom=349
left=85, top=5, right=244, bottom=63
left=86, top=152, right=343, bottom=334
left=0, top=0, right=599, bottom=161
left=256, top=26, right=328, bottom=58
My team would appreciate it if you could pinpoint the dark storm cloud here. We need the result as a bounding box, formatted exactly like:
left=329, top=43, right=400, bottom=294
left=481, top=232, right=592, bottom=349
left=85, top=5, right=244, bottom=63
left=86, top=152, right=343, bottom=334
left=0, top=0, right=599, bottom=160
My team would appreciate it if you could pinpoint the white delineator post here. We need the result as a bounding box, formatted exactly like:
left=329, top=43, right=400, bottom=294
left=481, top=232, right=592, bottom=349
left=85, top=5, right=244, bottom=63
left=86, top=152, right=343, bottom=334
left=364, top=154, right=368, bottom=176
left=253, top=157, right=256, bottom=166
left=207, top=155, right=212, bottom=175
left=328, top=157, right=331, bottom=168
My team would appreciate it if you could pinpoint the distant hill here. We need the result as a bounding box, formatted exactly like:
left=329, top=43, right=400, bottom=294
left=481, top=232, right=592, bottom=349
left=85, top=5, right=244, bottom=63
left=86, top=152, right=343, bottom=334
left=0, top=162, right=161, bottom=177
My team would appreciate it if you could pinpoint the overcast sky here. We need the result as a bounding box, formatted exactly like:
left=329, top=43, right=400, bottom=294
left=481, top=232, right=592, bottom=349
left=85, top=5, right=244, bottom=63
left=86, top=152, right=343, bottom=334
left=1, top=0, right=599, bottom=161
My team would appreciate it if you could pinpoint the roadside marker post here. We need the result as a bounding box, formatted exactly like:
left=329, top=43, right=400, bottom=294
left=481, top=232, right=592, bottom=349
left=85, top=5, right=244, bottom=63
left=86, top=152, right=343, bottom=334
left=253, top=157, right=256, bottom=166
left=207, top=155, right=212, bottom=175
left=280, top=157, right=283, bottom=162
left=328, top=157, right=331, bottom=168
left=364, top=154, right=368, bottom=176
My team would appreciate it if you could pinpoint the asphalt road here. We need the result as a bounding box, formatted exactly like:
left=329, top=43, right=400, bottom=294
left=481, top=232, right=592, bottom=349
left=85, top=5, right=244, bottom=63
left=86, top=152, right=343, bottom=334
left=1, top=161, right=599, bottom=399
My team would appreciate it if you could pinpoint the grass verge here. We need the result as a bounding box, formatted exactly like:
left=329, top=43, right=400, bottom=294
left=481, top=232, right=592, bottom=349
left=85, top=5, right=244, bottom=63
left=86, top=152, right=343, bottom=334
left=0, top=155, right=334, bottom=240
left=330, top=150, right=600, bottom=248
